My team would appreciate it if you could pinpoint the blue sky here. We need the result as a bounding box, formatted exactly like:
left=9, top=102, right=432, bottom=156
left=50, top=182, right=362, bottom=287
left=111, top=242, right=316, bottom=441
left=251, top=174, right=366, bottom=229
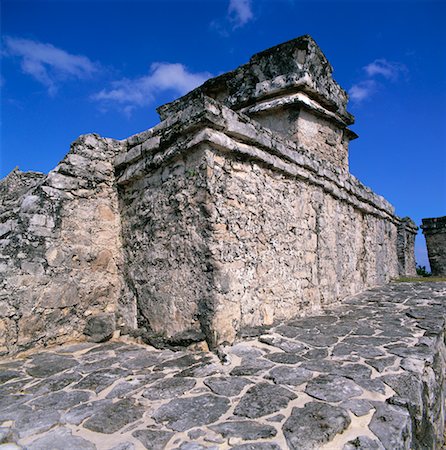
left=1, top=0, right=445, bottom=269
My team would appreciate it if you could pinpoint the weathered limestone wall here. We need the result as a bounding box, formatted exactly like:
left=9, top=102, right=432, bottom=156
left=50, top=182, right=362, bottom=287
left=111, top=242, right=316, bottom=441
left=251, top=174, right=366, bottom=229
left=398, top=217, right=418, bottom=277
left=117, top=94, right=413, bottom=347
left=422, top=216, right=446, bottom=276
left=0, top=35, right=418, bottom=354
left=0, top=135, right=132, bottom=355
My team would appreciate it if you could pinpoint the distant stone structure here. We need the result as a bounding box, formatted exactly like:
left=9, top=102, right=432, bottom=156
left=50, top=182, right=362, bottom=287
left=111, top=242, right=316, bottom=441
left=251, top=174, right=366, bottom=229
left=422, top=216, right=446, bottom=276
left=0, top=35, right=418, bottom=355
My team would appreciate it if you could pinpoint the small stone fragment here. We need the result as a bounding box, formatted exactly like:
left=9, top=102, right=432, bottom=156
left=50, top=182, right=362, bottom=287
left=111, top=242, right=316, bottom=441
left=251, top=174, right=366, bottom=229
left=83, top=314, right=115, bottom=343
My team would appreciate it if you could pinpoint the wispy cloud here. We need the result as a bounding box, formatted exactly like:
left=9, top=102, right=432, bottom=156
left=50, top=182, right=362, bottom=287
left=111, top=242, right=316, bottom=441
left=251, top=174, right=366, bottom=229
left=348, top=80, right=377, bottom=102
left=364, top=59, right=406, bottom=80
left=3, top=36, right=99, bottom=95
left=349, top=58, right=407, bottom=103
left=211, top=0, right=254, bottom=35
left=228, top=0, right=254, bottom=28
left=92, top=62, right=212, bottom=115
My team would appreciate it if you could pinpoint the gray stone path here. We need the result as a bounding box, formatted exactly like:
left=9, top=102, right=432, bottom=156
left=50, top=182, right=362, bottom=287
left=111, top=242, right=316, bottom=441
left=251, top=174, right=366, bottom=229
left=1, top=282, right=445, bottom=450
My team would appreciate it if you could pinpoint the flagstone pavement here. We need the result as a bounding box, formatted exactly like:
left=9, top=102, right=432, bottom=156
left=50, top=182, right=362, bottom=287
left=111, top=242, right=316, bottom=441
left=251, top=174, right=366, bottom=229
left=1, top=282, right=445, bottom=450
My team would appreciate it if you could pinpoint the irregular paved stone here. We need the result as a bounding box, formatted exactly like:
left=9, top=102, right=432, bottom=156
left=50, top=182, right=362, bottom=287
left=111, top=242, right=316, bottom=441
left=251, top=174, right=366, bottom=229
left=25, top=353, right=77, bottom=377
left=209, top=421, right=277, bottom=440
left=83, top=398, right=144, bottom=433
left=305, top=375, right=363, bottom=402
left=61, top=399, right=112, bottom=425
left=14, top=409, right=60, bottom=438
left=174, top=362, right=221, bottom=378
left=263, top=352, right=304, bottom=364
left=230, top=443, right=281, bottom=450
left=142, top=377, right=196, bottom=400
left=120, top=352, right=161, bottom=370
left=153, top=354, right=209, bottom=372
left=72, top=368, right=127, bottom=393
left=343, top=435, right=385, bottom=450
left=234, top=383, right=296, bottom=418
left=203, top=376, right=252, bottom=396
left=109, top=443, right=135, bottom=450
left=266, top=365, right=313, bottom=386
left=25, top=371, right=82, bottom=395
left=153, top=394, right=230, bottom=431
left=259, top=335, right=308, bottom=353
left=365, top=356, right=397, bottom=372
left=29, top=390, right=90, bottom=411
left=132, top=429, right=174, bottom=450
left=369, top=402, right=412, bottom=449
left=106, top=373, right=163, bottom=399
left=0, top=371, right=20, bottom=384
left=230, top=359, right=274, bottom=376
left=341, top=399, right=373, bottom=417
left=283, top=402, right=351, bottom=449
left=25, top=427, right=96, bottom=450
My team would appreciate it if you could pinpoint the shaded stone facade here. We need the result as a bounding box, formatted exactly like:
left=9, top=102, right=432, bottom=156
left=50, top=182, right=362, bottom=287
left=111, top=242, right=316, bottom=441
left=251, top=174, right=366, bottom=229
left=422, top=216, right=446, bottom=276
left=0, top=36, right=417, bottom=355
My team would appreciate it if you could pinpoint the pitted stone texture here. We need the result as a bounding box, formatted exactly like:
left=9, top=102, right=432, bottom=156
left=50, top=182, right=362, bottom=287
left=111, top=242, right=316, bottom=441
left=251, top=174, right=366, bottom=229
left=283, top=402, right=351, bottom=449
left=25, top=427, right=96, bottom=450
left=83, top=314, right=115, bottom=343
left=132, top=429, right=174, bottom=450
left=83, top=399, right=144, bottom=433
left=210, top=421, right=277, bottom=440
left=153, top=394, right=230, bottom=431
left=142, top=377, right=196, bottom=400
left=0, top=135, right=130, bottom=356
left=305, top=375, right=363, bottom=402
left=234, top=383, right=296, bottom=418
left=203, top=376, right=252, bottom=396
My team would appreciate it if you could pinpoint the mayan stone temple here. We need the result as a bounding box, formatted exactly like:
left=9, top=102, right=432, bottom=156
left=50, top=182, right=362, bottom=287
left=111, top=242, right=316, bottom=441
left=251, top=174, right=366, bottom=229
left=0, top=36, right=445, bottom=449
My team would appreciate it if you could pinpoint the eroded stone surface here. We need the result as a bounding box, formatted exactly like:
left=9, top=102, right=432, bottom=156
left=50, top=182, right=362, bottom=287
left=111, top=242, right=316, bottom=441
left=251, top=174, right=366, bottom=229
left=283, top=402, right=351, bottom=449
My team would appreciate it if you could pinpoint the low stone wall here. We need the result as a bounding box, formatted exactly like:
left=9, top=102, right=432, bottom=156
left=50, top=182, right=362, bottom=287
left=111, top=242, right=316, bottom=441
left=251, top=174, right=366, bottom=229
left=422, top=216, right=446, bottom=276
left=0, top=135, right=134, bottom=355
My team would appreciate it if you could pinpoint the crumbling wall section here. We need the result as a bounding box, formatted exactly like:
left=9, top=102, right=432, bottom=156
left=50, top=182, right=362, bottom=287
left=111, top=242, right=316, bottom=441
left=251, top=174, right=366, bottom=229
left=0, top=135, right=131, bottom=355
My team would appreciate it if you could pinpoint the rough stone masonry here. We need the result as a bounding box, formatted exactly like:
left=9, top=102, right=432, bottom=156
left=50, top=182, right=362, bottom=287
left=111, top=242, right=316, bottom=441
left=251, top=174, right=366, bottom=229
left=0, top=35, right=418, bottom=355
left=422, top=216, right=446, bottom=276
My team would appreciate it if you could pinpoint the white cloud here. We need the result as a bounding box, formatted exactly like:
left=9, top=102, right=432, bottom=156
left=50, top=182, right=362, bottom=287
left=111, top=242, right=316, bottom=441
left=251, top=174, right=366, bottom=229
left=228, top=0, right=254, bottom=28
left=349, top=58, right=407, bottom=104
left=93, top=62, right=212, bottom=114
left=364, top=59, right=406, bottom=80
left=3, top=36, right=99, bottom=95
left=348, top=80, right=377, bottom=102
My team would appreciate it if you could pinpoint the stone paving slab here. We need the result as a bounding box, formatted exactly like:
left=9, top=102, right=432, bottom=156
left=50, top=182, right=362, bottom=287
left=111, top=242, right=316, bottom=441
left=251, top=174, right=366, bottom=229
left=0, top=282, right=445, bottom=449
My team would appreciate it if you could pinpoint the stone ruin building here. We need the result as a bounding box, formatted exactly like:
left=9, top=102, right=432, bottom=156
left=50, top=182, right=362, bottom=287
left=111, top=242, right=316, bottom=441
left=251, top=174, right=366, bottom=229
left=0, top=35, right=419, bottom=356
left=422, top=216, right=446, bottom=276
